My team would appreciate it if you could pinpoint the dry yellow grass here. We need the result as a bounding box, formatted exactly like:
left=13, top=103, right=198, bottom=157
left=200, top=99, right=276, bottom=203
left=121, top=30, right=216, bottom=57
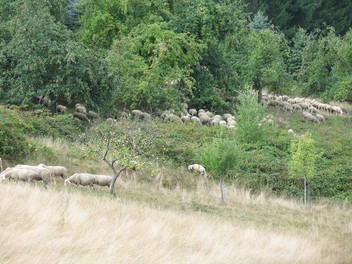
left=0, top=182, right=351, bottom=264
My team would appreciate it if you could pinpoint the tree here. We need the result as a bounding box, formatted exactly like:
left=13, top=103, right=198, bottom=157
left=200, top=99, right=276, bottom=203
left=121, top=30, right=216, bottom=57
left=234, top=91, right=268, bottom=143
left=108, top=22, right=202, bottom=111
left=288, top=28, right=308, bottom=76
left=243, top=27, right=289, bottom=103
left=200, top=133, right=240, bottom=204
left=0, top=0, right=116, bottom=112
left=249, top=11, right=270, bottom=32
left=289, top=132, right=319, bottom=209
left=78, top=0, right=172, bottom=49
left=78, top=120, right=158, bottom=195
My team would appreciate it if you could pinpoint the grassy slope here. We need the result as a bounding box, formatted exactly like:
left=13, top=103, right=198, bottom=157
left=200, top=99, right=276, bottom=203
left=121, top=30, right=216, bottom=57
left=1, top=105, right=352, bottom=263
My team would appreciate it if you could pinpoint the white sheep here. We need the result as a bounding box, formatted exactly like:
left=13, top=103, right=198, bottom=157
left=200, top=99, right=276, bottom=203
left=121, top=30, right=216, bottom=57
left=1, top=167, right=40, bottom=185
left=74, top=112, right=90, bottom=122
left=14, top=165, right=51, bottom=188
left=38, top=164, right=68, bottom=184
left=92, top=174, right=113, bottom=188
left=56, top=105, right=67, bottom=114
left=87, top=110, right=99, bottom=120
left=316, top=114, right=326, bottom=122
left=75, top=106, right=87, bottom=114
left=189, top=109, right=197, bottom=116
left=188, top=164, right=207, bottom=177
left=64, top=173, right=95, bottom=189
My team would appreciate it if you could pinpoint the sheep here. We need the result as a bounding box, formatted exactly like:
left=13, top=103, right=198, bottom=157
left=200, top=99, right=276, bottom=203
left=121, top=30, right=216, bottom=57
left=0, top=167, right=37, bottom=184
left=42, top=97, right=51, bottom=108
left=308, top=106, right=318, bottom=114
left=298, top=103, right=309, bottom=110
left=316, top=114, right=326, bottom=122
left=56, top=105, right=67, bottom=114
left=181, top=115, right=190, bottom=123
left=332, top=106, right=343, bottom=115
left=340, top=106, right=350, bottom=115
left=132, top=110, right=143, bottom=119
left=268, top=100, right=279, bottom=107
left=73, top=112, right=90, bottom=122
left=222, top=114, right=233, bottom=120
left=92, top=175, right=113, bottom=188
left=14, top=165, right=51, bottom=188
left=188, top=164, right=207, bottom=177
left=181, top=103, right=188, bottom=110
left=205, top=111, right=214, bottom=118
left=282, top=103, right=293, bottom=112
left=64, top=173, right=95, bottom=189
left=87, top=110, right=99, bottom=120
left=165, top=114, right=182, bottom=123
left=38, top=164, right=68, bottom=184
left=120, top=111, right=129, bottom=119
left=292, top=104, right=302, bottom=111
left=189, top=109, right=197, bottom=116
left=199, top=113, right=211, bottom=125
left=75, top=103, right=85, bottom=109
left=190, top=116, right=202, bottom=126
left=75, top=106, right=87, bottom=114
left=141, top=112, right=152, bottom=120
left=303, top=113, right=319, bottom=123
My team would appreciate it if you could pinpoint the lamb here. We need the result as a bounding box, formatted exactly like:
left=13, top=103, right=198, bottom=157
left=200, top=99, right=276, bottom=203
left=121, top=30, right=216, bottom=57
left=188, top=164, right=207, bottom=177
left=73, top=112, right=90, bottom=122
left=92, top=175, right=113, bottom=188
left=14, top=165, right=51, bottom=188
left=38, top=164, right=68, bottom=184
left=56, top=105, right=67, bottom=114
left=64, top=173, right=95, bottom=189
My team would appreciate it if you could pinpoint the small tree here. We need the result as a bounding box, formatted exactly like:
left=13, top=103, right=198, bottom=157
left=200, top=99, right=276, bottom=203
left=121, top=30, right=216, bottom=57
left=200, top=133, right=240, bottom=204
left=78, top=120, right=158, bottom=195
left=234, top=91, right=268, bottom=144
left=289, top=132, right=318, bottom=209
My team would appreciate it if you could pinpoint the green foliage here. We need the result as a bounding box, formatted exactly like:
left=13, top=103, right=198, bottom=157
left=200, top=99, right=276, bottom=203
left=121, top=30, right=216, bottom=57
left=242, top=27, right=290, bottom=95
left=0, top=0, right=116, bottom=110
left=288, top=28, right=308, bottom=75
left=289, top=132, right=318, bottom=180
left=0, top=106, right=30, bottom=158
left=200, top=132, right=240, bottom=180
left=249, top=11, right=270, bottom=32
left=234, top=91, right=267, bottom=143
left=79, top=0, right=172, bottom=49
left=108, top=22, right=202, bottom=111
left=297, top=28, right=352, bottom=101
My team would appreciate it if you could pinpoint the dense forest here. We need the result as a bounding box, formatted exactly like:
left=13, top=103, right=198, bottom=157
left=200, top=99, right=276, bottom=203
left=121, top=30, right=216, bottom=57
left=1, top=0, right=351, bottom=113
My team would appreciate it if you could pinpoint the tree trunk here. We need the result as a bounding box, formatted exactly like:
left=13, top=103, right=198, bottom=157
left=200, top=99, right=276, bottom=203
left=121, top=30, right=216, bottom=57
left=257, top=86, right=262, bottom=104
left=0, top=158, right=3, bottom=172
left=109, top=166, right=127, bottom=196
left=304, top=175, right=307, bottom=210
left=220, top=176, right=227, bottom=205
left=50, top=102, right=56, bottom=116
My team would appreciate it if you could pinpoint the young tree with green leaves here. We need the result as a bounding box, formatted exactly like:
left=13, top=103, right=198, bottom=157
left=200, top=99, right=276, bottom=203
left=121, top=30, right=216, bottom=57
left=200, top=133, right=240, bottom=204
left=289, top=132, right=319, bottom=209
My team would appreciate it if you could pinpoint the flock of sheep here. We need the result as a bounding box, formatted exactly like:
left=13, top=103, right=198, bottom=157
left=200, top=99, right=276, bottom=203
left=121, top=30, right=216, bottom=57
left=262, top=94, right=350, bottom=123
left=0, top=161, right=113, bottom=190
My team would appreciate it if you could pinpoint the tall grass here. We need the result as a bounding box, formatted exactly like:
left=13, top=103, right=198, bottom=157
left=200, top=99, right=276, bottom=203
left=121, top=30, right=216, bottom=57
left=2, top=183, right=349, bottom=264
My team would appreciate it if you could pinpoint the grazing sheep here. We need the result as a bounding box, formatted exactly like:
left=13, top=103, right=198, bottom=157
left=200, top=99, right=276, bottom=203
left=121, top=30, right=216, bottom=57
left=75, top=103, right=85, bottom=109
left=13, top=165, right=51, bottom=188
left=165, top=114, right=182, bottom=123
left=38, top=164, right=68, bottom=184
left=56, top=105, right=67, bottom=114
left=75, top=106, right=87, bottom=114
left=181, top=115, right=190, bottom=123
left=189, top=109, right=197, bottom=116
left=332, top=106, right=343, bottom=115
left=92, top=175, right=113, bottom=188
left=340, top=106, right=350, bottom=115
left=64, top=173, right=95, bottom=189
left=132, top=110, right=143, bottom=119
left=73, top=112, right=90, bottom=122
left=190, top=116, right=202, bottom=126
left=309, top=106, right=318, bottom=114
left=120, top=111, right=129, bottom=119
left=188, top=164, right=207, bottom=177
left=268, top=100, right=279, bottom=107
left=292, top=104, right=302, bottom=111
left=303, top=113, right=319, bottom=123
left=316, top=114, right=326, bottom=122
left=205, top=111, right=214, bottom=118
left=42, top=97, right=51, bottom=108
left=283, top=103, right=293, bottom=112
left=87, top=110, right=99, bottom=120
left=141, top=112, right=152, bottom=120
left=298, top=103, right=309, bottom=110
left=0, top=167, right=37, bottom=184
left=222, top=114, right=233, bottom=120
left=199, top=113, right=211, bottom=125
